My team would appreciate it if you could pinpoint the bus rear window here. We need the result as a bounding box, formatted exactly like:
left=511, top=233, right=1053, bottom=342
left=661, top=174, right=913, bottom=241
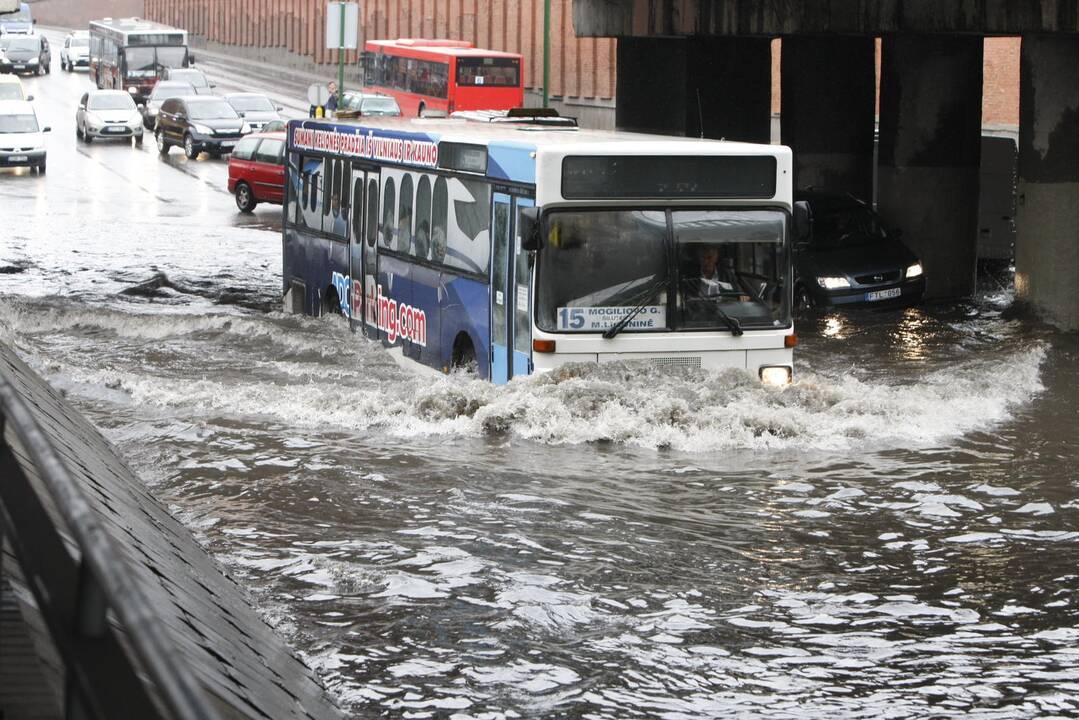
left=562, top=156, right=777, bottom=200
left=456, top=57, right=519, bottom=87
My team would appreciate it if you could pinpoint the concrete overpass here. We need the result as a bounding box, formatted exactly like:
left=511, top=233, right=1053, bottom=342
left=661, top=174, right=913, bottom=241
left=575, top=0, right=1079, bottom=329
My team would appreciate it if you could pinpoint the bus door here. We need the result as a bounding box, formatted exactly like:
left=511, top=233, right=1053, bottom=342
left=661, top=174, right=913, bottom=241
left=347, top=166, right=364, bottom=333
left=360, top=173, right=380, bottom=338
left=511, top=198, right=534, bottom=377
left=490, top=193, right=533, bottom=384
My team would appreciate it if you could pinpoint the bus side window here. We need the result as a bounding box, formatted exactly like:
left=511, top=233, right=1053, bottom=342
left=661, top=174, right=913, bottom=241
left=398, top=174, right=413, bottom=254
left=351, top=173, right=364, bottom=241
left=323, top=159, right=336, bottom=228
left=381, top=177, right=396, bottom=249
left=366, top=179, right=378, bottom=248
left=286, top=152, right=301, bottom=225
left=431, top=177, right=448, bottom=264
left=414, top=176, right=432, bottom=260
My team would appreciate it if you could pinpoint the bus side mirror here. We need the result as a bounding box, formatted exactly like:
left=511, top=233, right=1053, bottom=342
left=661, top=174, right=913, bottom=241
left=519, top=208, right=542, bottom=251
left=188, top=54, right=195, bottom=65
left=793, top=201, right=812, bottom=242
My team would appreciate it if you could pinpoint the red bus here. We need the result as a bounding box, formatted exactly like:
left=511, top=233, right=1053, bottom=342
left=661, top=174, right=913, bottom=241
left=362, top=39, right=523, bottom=117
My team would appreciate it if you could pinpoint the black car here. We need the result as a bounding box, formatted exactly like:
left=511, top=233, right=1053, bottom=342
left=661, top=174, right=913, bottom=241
left=0, top=34, right=50, bottom=76
left=794, top=191, right=925, bottom=309
left=155, top=96, right=250, bottom=159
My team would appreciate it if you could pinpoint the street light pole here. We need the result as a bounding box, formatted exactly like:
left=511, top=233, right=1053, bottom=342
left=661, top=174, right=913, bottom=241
left=542, top=0, right=550, bottom=108
left=337, top=2, right=346, bottom=98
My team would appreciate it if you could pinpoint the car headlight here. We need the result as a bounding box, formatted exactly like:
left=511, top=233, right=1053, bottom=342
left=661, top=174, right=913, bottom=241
left=906, top=262, right=923, bottom=279
left=28, top=57, right=39, bottom=64
left=760, top=366, right=793, bottom=386
left=129, top=111, right=143, bottom=125
left=816, top=275, right=851, bottom=290
left=193, top=123, right=212, bottom=134
left=85, top=112, right=102, bottom=127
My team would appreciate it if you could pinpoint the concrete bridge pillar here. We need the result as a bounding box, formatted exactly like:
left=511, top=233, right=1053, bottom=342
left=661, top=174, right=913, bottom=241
left=616, top=37, right=771, bottom=143
left=1015, top=36, right=1079, bottom=330
left=781, top=36, right=876, bottom=198
left=877, top=35, right=983, bottom=299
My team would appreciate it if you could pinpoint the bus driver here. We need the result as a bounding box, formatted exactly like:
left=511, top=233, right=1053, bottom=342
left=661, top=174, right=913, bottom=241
left=692, top=245, right=739, bottom=297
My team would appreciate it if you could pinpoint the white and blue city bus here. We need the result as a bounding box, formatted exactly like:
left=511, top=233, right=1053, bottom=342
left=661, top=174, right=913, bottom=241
left=282, top=111, right=802, bottom=385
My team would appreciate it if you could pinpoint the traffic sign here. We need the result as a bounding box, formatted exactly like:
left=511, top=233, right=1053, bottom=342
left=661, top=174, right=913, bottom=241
left=326, top=2, right=359, bottom=50
left=307, top=83, right=331, bottom=107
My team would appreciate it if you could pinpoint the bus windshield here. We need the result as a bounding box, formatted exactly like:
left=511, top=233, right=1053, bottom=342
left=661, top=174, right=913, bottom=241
left=124, top=47, right=158, bottom=77
left=156, top=46, right=187, bottom=68
left=536, top=209, right=788, bottom=333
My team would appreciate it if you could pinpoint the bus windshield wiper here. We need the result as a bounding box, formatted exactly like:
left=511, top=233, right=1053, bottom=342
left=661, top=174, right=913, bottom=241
left=714, top=305, right=744, bottom=336
left=603, top=278, right=668, bottom=340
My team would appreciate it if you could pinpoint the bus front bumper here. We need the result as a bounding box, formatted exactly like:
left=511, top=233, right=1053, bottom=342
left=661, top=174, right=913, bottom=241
left=530, top=337, right=794, bottom=384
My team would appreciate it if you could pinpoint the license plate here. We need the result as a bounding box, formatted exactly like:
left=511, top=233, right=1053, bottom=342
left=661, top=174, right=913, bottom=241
left=9, top=155, right=28, bottom=162
left=221, top=141, right=235, bottom=147
left=866, top=287, right=901, bottom=302
left=106, top=126, right=126, bottom=133
left=14, top=65, right=25, bottom=70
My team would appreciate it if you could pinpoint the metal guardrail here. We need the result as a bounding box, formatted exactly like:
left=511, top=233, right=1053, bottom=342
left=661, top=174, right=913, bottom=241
left=0, top=374, right=217, bottom=720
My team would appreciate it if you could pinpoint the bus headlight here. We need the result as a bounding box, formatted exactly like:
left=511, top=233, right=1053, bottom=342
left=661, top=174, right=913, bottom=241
left=816, top=276, right=850, bottom=290
left=759, top=366, right=792, bottom=386
left=906, top=262, right=923, bottom=279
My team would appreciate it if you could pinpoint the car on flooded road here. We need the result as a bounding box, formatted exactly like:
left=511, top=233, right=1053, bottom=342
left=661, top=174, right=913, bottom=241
left=227, top=131, right=285, bottom=212
left=335, top=91, right=401, bottom=118
left=162, top=67, right=213, bottom=95
left=224, top=93, right=283, bottom=132
left=793, top=191, right=925, bottom=310
left=0, top=99, right=49, bottom=172
left=76, top=90, right=144, bottom=145
left=60, top=30, right=89, bottom=71
left=139, top=80, right=195, bottom=130
left=0, top=74, right=29, bottom=101
left=155, top=96, right=250, bottom=159
left=0, top=33, right=49, bottom=75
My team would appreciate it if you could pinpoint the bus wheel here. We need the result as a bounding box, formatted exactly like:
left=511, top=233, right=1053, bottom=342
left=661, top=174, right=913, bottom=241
left=235, top=182, right=257, bottom=213
left=452, top=335, right=477, bottom=374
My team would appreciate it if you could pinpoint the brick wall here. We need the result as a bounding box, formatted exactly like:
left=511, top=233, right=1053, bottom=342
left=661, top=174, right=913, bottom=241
left=28, top=0, right=143, bottom=28
left=142, top=0, right=616, bottom=101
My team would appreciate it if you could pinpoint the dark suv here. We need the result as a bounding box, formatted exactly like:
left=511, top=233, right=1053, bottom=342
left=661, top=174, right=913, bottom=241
left=155, top=96, right=249, bottom=159
left=0, top=34, right=50, bottom=76
left=794, top=191, right=925, bottom=309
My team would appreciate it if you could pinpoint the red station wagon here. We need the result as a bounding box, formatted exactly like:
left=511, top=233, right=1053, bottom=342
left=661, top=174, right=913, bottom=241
left=227, top=131, right=285, bottom=212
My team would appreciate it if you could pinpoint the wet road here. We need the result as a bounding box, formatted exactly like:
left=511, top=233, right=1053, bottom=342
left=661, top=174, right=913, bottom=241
left=3, top=38, right=1079, bottom=719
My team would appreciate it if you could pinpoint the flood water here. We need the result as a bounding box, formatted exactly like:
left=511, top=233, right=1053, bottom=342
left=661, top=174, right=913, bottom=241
left=4, top=50, right=1079, bottom=718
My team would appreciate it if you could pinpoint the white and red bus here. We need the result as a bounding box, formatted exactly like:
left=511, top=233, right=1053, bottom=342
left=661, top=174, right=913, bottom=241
left=362, top=39, right=524, bottom=117
left=89, top=17, right=190, bottom=101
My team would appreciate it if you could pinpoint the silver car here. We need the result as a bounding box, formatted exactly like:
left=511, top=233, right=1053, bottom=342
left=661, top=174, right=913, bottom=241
left=139, top=80, right=196, bottom=130
left=224, top=93, right=283, bottom=132
left=76, top=90, right=143, bottom=145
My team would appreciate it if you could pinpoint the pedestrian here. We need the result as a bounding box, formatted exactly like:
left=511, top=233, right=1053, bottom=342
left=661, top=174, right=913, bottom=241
left=326, top=81, right=339, bottom=116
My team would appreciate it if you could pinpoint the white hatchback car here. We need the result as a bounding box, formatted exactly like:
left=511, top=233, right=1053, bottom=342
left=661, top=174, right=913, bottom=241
left=76, top=90, right=144, bottom=145
left=0, top=99, right=50, bottom=173
left=60, top=30, right=90, bottom=71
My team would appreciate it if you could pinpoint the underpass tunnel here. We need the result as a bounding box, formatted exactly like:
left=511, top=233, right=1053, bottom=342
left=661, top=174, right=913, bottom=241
left=876, top=34, right=984, bottom=301
left=1016, top=36, right=1079, bottom=330
left=607, top=24, right=1079, bottom=328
